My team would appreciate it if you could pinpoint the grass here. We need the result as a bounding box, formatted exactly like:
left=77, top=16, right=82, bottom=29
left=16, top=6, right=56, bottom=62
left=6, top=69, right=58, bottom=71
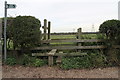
left=7, top=33, right=105, bottom=49
left=50, top=42, right=75, bottom=45
left=49, top=34, right=105, bottom=45
left=50, top=35, right=76, bottom=39
left=50, top=34, right=104, bottom=40
left=81, top=34, right=105, bottom=39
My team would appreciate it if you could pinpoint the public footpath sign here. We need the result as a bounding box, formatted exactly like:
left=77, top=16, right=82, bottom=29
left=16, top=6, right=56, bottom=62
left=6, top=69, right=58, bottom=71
left=4, top=1, right=16, bottom=60
left=6, top=4, right=16, bottom=9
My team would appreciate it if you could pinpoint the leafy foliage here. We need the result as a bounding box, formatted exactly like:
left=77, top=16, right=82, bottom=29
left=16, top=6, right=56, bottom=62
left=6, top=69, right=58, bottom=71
left=60, top=53, right=106, bottom=70
left=1, top=17, right=14, bottom=49
left=5, top=57, right=16, bottom=65
left=6, top=54, right=47, bottom=67
left=12, top=16, right=41, bottom=50
left=106, top=49, right=120, bottom=66
left=32, top=58, right=47, bottom=67
left=88, top=53, right=106, bottom=67
left=99, top=19, right=120, bottom=40
left=99, top=19, right=120, bottom=66
left=6, top=17, right=15, bottom=40
left=1, top=17, right=14, bottom=39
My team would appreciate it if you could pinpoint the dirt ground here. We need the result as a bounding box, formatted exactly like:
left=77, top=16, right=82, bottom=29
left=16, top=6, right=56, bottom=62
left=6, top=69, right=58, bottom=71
left=2, top=65, right=119, bottom=78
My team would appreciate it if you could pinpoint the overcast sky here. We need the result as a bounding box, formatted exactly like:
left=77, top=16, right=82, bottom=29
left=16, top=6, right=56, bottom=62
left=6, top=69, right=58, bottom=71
left=0, top=0, right=119, bottom=32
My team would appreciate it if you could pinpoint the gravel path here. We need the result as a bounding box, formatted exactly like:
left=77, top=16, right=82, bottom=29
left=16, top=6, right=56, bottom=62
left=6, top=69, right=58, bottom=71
left=2, top=65, right=119, bottom=78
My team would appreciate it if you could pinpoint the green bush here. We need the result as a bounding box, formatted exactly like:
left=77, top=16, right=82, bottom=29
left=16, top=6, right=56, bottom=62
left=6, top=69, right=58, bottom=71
left=106, top=49, right=120, bottom=66
left=5, top=57, right=16, bottom=65
left=96, top=34, right=105, bottom=39
left=88, top=53, right=106, bottom=67
left=17, top=54, right=47, bottom=67
left=17, top=54, right=30, bottom=65
left=12, top=16, right=41, bottom=53
left=60, top=53, right=107, bottom=70
left=32, top=58, right=47, bottom=67
left=60, top=56, right=91, bottom=70
left=99, top=20, right=120, bottom=66
left=99, top=19, right=120, bottom=40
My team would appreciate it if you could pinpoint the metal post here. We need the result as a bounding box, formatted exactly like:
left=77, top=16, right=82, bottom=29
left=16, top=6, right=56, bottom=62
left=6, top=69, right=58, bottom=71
left=118, top=1, right=120, bottom=20
left=0, top=19, right=2, bottom=80
left=4, top=1, right=7, bottom=60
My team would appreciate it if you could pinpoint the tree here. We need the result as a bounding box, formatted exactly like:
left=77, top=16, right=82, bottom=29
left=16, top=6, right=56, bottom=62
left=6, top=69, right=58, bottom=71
left=1, top=17, right=14, bottom=39
left=12, top=16, right=41, bottom=53
left=99, top=19, right=120, bottom=40
left=6, top=17, right=15, bottom=48
left=99, top=19, right=120, bottom=65
left=6, top=17, right=14, bottom=39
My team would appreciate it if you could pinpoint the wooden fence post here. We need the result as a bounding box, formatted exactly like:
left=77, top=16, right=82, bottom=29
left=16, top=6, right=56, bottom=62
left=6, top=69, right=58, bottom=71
left=77, top=28, right=82, bottom=52
left=48, top=55, right=53, bottom=66
left=48, top=49, right=57, bottom=66
left=56, top=51, right=63, bottom=65
left=48, top=21, right=51, bottom=40
left=43, top=19, right=47, bottom=40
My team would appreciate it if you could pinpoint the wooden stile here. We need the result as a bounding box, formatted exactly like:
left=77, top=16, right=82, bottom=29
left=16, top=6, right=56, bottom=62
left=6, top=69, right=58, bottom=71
left=48, top=49, right=57, bottom=66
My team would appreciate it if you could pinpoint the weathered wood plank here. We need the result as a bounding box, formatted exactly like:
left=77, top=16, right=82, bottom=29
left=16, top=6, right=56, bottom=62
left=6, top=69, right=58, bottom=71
left=48, top=49, right=57, bottom=66
left=29, top=49, right=57, bottom=67
left=55, top=52, right=87, bottom=56
left=43, top=19, right=47, bottom=40
left=32, top=53, right=48, bottom=56
left=48, top=21, right=51, bottom=40
left=113, top=45, right=120, bottom=48
left=33, top=45, right=107, bottom=50
left=50, top=32, right=100, bottom=35
left=82, top=32, right=100, bottom=34
left=77, top=28, right=82, bottom=39
left=50, top=44, right=76, bottom=46
left=77, top=28, right=82, bottom=52
left=48, top=56, right=53, bottom=67
left=32, top=52, right=87, bottom=57
left=47, top=49, right=57, bottom=55
left=8, top=45, right=120, bottom=51
left=56, top=52, right=63, bottom=64
left=51, top=38, right=76, bottom=40
left=0, top=19, right=2, bottom=38
left=41, top=39, right=105, bottom=43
